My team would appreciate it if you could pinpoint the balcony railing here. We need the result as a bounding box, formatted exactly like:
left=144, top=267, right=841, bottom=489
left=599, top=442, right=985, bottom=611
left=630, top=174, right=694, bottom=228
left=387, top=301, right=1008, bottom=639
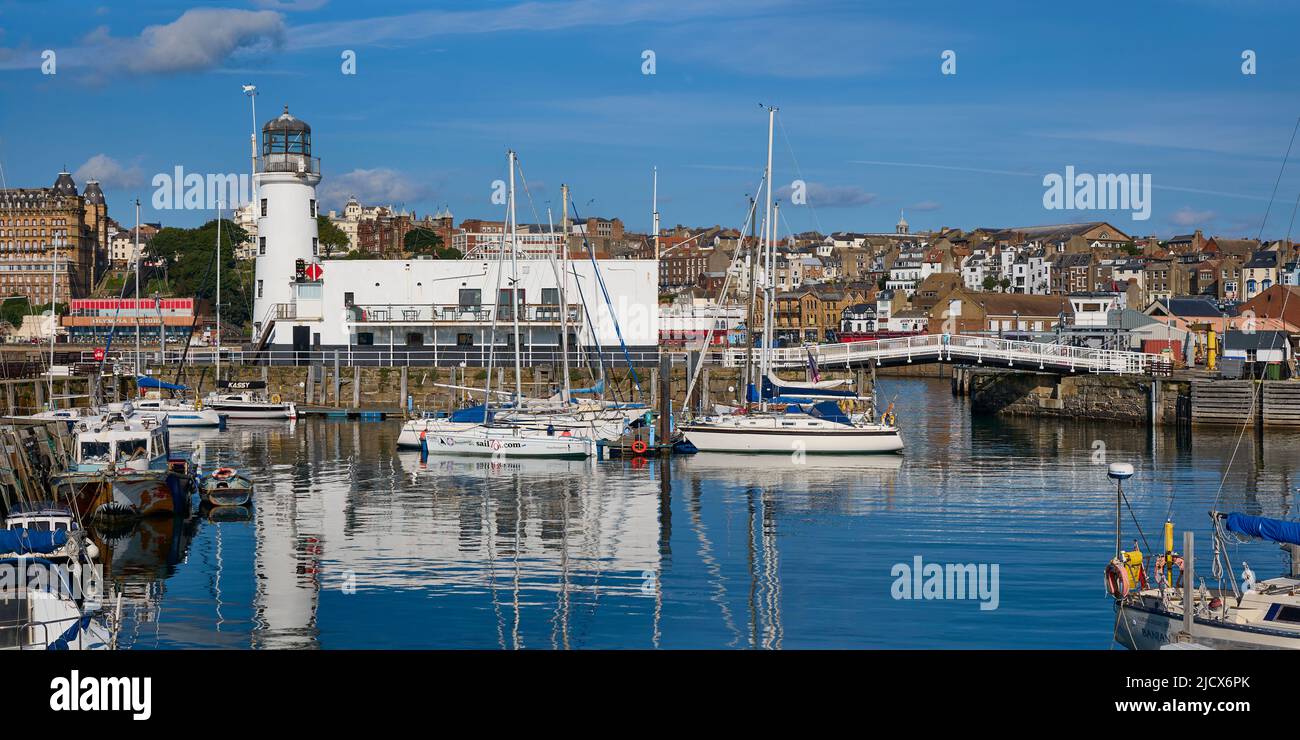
left=347, top=303, right=583, bottom=325
left=258, top=154, right=321, bottom=175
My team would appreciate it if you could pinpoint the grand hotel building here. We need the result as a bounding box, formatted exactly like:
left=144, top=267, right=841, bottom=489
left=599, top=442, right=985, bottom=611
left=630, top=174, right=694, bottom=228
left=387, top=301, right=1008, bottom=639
left=0, top=171, right=109, bottom=303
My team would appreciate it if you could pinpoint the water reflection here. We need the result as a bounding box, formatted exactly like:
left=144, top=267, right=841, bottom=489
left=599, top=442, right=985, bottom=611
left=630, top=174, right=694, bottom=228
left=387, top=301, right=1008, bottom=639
left=98, top=378, right=1300, bottom=649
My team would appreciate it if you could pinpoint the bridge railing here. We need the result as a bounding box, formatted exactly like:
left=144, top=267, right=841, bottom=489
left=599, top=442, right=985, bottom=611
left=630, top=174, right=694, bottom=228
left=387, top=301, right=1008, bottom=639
left=717, top=334, right=1165, bottom=375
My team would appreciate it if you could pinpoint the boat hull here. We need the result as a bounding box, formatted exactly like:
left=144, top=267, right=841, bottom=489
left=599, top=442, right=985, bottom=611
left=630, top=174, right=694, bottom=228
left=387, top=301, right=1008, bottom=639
left=681, top=424, right=904, bottom=454
left=58, top=471, right=189, bottom=519
left=206, top=404, right=295, bottom=420
left=1116, top=600, right=1300, bottom=650
left=200, top=475, right=254, bottom=507
left=420, top=428, right=595, bottom=459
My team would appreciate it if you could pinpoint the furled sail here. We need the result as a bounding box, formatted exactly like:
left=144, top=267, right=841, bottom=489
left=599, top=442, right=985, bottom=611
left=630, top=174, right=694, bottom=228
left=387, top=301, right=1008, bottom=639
left=1225, top=513, right=1300, bottom=547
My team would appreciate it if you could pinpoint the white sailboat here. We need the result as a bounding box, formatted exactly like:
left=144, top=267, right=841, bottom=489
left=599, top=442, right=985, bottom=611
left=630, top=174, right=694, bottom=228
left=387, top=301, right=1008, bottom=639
left=1106, top=465, right=1300, bottom=649
left=680, top=107, right=902, bottom=455
left=416, top=150, right=594, bottom=460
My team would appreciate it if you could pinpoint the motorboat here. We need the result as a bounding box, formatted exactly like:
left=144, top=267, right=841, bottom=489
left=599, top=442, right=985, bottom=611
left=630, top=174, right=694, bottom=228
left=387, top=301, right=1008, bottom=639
left=0, top=504, right=114, bottom=650
left=203, top=380, right=296, bottom=420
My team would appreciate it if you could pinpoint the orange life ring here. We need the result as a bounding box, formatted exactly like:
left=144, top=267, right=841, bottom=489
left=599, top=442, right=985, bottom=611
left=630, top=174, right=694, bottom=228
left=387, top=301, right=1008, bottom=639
left=1154, top=553, right=1184, bottom=588
left=631, top=439, right=648, bottom=455
left=1104, top=558, right=1131, bottom=599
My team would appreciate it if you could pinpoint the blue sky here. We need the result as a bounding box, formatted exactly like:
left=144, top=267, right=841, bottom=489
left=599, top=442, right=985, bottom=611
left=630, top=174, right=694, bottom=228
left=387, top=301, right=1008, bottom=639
left=4, top=0, right=1300, bottom=239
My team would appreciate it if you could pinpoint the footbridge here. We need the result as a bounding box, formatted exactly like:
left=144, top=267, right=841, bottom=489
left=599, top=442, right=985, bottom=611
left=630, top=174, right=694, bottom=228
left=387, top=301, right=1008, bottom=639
left=717, top=334, right=1168, bottom=376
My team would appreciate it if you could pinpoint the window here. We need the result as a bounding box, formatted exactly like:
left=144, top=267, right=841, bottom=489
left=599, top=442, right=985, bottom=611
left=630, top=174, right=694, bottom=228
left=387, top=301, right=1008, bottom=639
left=344, top=291, right=355, bottom=307
left=541, top=287, right=559, bottom=305
left=257, top=279, right=264, bottom=298
left=356, top=332, right=374, bottom=346
left=260, top=198, right=267, bottom=217
left=310, top=199, right=317, bottom=217
left=456, top=332, right=473, bottom=347
left=458, top=288, right=481, bottom=310
left=405, top=332, right=423, bottom=346
left=259, top=237, right=266, bottom=255
left=312, top=237, right=318, bottom=256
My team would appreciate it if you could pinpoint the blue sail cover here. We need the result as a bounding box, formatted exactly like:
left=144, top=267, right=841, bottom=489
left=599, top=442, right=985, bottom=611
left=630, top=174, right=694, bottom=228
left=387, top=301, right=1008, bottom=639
left=1225, top=513, right=1300, bottom=546
left=570, top=379, right=605, bottom=395
left=0, top=529, right=69, bottom=554
left=449, top=404, right=494, bottom=423
left=137, top=376, right=189, bottom=391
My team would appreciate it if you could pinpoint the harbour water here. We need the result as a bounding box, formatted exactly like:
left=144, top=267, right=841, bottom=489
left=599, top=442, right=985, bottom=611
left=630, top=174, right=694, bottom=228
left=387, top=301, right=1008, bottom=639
left=100, top=377, right=1297, bottom=649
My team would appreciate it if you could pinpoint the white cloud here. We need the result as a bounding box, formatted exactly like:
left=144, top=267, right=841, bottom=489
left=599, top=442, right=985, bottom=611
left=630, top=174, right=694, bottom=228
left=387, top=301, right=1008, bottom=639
left=253, top=0, right=329, bottom=10
left=775, top=181, right=876, bottom=208
left=74, top=154, right=144, bottom=188
left=319, top=168, right=434, bottom=209
left=1169, top=206, right=1215, bottom=227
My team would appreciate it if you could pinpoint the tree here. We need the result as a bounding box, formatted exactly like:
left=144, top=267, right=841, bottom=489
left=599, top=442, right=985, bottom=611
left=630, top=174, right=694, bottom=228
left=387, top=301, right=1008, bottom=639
left=404, top=227, right=461, bottom=259
left=317, top=216, right=349, bottom=257
left=981, top=276, right=998, bottom=291
left=998, top=278, right=1011, bottom=292
left=146, top=219, right=253, bottom=329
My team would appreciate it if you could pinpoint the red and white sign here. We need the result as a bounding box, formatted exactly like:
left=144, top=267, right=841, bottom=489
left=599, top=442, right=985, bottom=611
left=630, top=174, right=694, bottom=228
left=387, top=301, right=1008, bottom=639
left=304, top=262, right=323, bottom=281
left=93, top=347, right=105, bottom=362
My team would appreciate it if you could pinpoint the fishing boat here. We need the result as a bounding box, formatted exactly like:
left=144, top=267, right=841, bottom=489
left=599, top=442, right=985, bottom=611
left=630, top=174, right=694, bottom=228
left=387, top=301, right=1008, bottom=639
left=50, top=406, right=190, bottom=519
left=1, top=505, right=114, bottom=650
left=679, top=107, right=902, bottom=455
left=199, top=467, right=254, bottom=507
left=204, top=380, right=297, bottom=420
left=1106, top=465, right=1300, bottom=649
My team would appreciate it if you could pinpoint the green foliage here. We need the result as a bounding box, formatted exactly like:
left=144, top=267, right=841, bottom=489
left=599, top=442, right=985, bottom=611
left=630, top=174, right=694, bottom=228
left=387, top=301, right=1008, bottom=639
left=404, top=227, right=460, bottom=259
left=341, top=250, right=380, bottom=260
left=981, top=275, right=998, bottom=291
left=146, top=219, right=253, bottom=328
left=316, top=216, right=349, bottom=257
left=1, top=298, right=66, bottom=328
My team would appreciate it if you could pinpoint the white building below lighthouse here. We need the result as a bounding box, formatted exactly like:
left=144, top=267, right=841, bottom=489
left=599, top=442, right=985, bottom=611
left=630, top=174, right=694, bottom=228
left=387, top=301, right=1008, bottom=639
left=250, top=107, right=658, bottom=365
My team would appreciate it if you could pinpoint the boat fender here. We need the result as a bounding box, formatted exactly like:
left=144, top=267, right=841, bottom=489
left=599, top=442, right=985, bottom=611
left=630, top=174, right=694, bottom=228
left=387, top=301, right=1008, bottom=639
left=271, top=393, right=282, bottom=405
left=631, top=439, right=648, bottom=455
left=195, top=399, right=203, bottom=410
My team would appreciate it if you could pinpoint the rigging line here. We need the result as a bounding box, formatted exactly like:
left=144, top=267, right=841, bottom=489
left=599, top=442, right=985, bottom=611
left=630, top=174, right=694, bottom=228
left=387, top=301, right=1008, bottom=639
left=776, top=115, right=825, bottom=237
left=681, top=175, right=765, bottom=410
left=1256, top=116, right=1300, bottom=243
left=1211, top=140, right=1300, bottom=513
left=569, top=198, right=643, bottom=399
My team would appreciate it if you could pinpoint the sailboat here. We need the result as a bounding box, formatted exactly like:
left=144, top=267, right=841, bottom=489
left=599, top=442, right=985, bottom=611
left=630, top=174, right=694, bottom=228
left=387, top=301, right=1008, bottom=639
left=417, top=151, right=595, bottom=460
left=680, top=107, right=903, bottom=455
left=1106, top=464, right=1300, bottom=649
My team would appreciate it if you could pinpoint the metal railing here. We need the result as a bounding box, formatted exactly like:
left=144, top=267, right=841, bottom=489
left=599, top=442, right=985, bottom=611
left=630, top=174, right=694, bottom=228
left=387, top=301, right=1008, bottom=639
left=349, top=303, right=583, bottom=325
left=713, top=333, right=1166, bottom=375
left=81, top=346, right=660, bottom=368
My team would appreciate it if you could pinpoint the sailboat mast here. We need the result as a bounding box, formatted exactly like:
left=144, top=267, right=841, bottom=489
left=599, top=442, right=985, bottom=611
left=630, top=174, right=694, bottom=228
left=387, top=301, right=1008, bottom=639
left=760, top=106, right=776, bottom=411
left=134, top=198, right=141, bottom=378
left=508, top=150, right=523, bottom=403
left=216, top=201, right=222, bottom=382
left=559, top=183, right=573, bottom=405
left=652, top=167, right=660, bottom=260
left=48, top=235, right=57, bottom=409
left=744, top=195, right=757, bottom=401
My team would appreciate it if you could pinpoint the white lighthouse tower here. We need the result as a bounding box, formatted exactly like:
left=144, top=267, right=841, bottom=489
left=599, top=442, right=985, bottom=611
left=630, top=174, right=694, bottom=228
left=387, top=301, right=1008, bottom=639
left=252, top=105, right=321, bottom=350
